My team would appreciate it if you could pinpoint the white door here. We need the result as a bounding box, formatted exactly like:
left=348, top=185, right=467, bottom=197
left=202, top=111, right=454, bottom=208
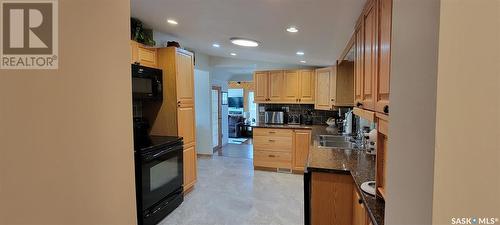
left=211, top=89, right=220, bottom=149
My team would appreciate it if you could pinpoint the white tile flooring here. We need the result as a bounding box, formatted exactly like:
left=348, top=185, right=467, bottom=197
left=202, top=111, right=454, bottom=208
left=159, top=144, right=304, bottom=225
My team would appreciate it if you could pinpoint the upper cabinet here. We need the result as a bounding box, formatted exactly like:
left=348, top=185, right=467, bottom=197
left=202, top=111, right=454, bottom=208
left=314, top=64, right=354, bottom=110
left=254, top=71, right=269, bottom=102
left=253, top=69, right=315, bottom=104
left=351, top=0, right=391, bottom=115
left=361, top=0, right=377, bottom=111
left=376, top=0, right=392, bottom=114
left=130, top=40, right=158, bottom=68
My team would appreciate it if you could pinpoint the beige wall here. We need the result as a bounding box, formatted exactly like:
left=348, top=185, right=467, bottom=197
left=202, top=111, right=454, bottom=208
left=385, top=0, right=440, bottom=224
left=0, top=1, right=137, bottom=225
left=432, top=0, right=500, bottom=224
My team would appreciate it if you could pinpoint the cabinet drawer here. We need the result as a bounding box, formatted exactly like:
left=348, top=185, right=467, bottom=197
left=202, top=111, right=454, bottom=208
left=254, top=150, right=291, bottom=169
left=254, top=128, right=293, bottom=137
left=254, top=136, right=293, bottom=152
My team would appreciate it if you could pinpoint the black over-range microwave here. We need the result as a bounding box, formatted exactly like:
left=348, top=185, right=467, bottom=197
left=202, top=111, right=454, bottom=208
left=132, top=64, right=163, bottom=101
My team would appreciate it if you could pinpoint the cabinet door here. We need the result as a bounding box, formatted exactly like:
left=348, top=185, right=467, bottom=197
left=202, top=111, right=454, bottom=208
left=177, top=106, right=196, bottom=145
left=353, top=189, right=367, bottom=225
left=314, top=67, right=333, bottom=110
left=176, top=51, right=195, bottom=105
left=293, top=130, right=311, bottom=171
left=311, top=173, right=353, bottom=225
left=376, top=0, right=392, bottom=114
left=283, top=70, right=300, bottom=103
left=354, top=24, right=364, bottom=107
left=299, top=70, right=315, bottom=103
left=254, top=71, right=269, bottom=102
left=269, top=70, right=284, bottom=102
left=137, top=46, right=158, bottom=68
left=130, top=41, right=139, bottom=64
left=183, top=145, right=197, bottom=192
left=362, top=0, right=377, bottom=110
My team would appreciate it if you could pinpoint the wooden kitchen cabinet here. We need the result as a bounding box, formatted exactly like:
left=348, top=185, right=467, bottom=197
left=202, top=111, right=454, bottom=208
left=269, top=70, right=284, bottom=102
left=283, top=70, right=300, bottom=103
left=375, top=113, right=388, bottom=200
left=311, top=172, right=353, bottom=225
left=253, top=128, right=293, bottom=170
left=314, top=64, right=354, bottom=110
left=254, top=71, right=269, bottom=102
left=354, top=22, right=364, bottom=107
left=292, top=129, right=311, bottom=172
left=361, top=0, right=377, bottom=111
left=130, top=40, right=158, bottom=68
left=298, top=70, right=315, bottom=103
left=148, top=47, right=197, bottom=193
left=375, top=0, right=392, bottom=114
left=353, top=189, right=367, bottom=225
left=183, top=145, right=197, bottom=192
left=253, top=69, right=315, bottom=104
left=314, top=67, right=333, bottom=110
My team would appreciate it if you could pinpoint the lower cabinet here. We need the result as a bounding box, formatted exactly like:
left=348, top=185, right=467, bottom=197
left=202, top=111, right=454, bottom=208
left=353, top=188, right=371, bottom=225
left=253, top=128, right=312, bottom=171
left=311, top=172, right=353, bottom=225
left=293, top=130, right=312, bottom=172
left=183, top=144, right=197, bottom=192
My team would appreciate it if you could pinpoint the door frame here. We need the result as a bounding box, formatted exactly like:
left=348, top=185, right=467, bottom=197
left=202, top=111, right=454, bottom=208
left=212, top=86, right=223, bottom=154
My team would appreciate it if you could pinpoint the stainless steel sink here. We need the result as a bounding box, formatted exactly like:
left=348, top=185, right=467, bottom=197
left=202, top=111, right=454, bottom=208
left=317, top=135, right=358, bottom=149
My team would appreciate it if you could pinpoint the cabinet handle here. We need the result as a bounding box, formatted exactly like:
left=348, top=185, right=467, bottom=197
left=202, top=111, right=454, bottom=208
left=268, top=139, right=275, bottom=142
left=331, top=98, right=334, bottom=102
left=356, top=102, right=363, bottom=107
left=358, top=198, right=363, bottom=204
left=268, top=131, right=276, bottom=134
left=268, top=154, right=276, bottom=158
left=383, top=105, right=389, bottom=114
left=299, top=99, right=301, bottom=102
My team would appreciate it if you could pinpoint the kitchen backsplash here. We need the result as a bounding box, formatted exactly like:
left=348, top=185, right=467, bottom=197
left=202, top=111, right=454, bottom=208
left=257, top=104, right=340, bottom=125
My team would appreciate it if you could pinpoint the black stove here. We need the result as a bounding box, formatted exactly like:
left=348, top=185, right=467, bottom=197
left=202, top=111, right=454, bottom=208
left=132, top=118, right=184, bottom=225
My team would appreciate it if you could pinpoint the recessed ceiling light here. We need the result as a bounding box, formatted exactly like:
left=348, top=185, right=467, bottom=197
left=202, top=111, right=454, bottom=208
left=167, top=19, right=178, bottom=25
left=296, top=51, right=305, bottom=56
left=300, top=60, right=306, bottom=63
left=212, top=43, right=220, bottom=48
left=230, top=53, right=237, bottom=56
left=230, top=38, right=259, bottom=47
left=286, top=26, right=299, bottom=33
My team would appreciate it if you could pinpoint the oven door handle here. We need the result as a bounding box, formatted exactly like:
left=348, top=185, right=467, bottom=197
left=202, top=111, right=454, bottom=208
left=143, top=146, right=182, bottom=161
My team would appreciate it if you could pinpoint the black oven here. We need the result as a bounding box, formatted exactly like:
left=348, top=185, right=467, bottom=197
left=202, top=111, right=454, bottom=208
left=132, top=64, right=163, bottom=101
left=135, top=136, right=183, bottom=225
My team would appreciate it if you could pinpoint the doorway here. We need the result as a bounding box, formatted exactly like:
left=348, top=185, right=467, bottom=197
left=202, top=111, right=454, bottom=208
left=211, top=86, right=222, bottom=154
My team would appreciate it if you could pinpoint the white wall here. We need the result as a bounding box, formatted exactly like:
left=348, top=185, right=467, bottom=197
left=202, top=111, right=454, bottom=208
left=194, top=69, right=213, bottom=155
left=432, top=0, right=500, bottom=223
left=385, top=0, right=440, bottom=224
left=211, top=79, right=229, bottom=146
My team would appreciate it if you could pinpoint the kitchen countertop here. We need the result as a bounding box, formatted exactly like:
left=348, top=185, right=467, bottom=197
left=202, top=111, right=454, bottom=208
left=307, top=125, right=385, bottom=225
left=251, top=123, right=315, bottom=130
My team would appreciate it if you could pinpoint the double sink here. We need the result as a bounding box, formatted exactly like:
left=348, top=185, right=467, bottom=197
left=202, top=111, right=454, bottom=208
left=317, top=135, right=362, bottom=150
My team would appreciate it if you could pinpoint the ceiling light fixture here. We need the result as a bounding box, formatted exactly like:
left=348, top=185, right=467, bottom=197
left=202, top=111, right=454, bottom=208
left=286, top=26, right=299, bottom=33
left=296, top=51, right=305, bottom=56
left=300, top=60, right=307, bottom=63
left=230, top=38, right=259, bottom=47
left=212, top=43, right=220, bottom=48
left=230, top=53, right=237, bottom=56
left=167, top=19, right=178, bottom=25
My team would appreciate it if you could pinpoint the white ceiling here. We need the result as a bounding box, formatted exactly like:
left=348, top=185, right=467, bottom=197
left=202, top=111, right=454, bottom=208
left=131, top=0, right=365, bottom=67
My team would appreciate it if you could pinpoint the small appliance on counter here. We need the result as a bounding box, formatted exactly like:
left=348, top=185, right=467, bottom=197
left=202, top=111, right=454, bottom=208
left=302, top=110, right=313, bottom=125
left=288, top=113, right=301, bottom=125
left=264, top=111, right=285, bottom=124
left=133, top=118, right=184, bottom=225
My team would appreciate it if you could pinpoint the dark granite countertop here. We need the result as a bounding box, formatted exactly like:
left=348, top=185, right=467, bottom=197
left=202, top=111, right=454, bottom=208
left=307, top=125, right=385, bottom=225
left=251, top=123, right=315, bottom=130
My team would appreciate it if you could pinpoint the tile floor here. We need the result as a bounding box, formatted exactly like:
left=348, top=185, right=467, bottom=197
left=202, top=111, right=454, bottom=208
left=159, top=143, right=304, bottom=225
